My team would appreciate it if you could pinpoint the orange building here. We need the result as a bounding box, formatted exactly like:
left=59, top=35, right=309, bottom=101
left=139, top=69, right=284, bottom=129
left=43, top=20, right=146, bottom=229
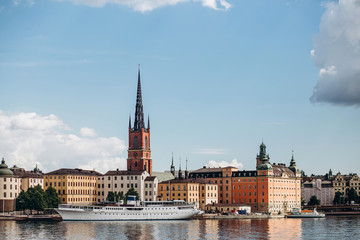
left=189, top=142, right=301, bottom=213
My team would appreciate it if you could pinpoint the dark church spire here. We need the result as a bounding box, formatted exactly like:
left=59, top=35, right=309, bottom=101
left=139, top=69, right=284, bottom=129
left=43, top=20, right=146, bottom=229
left=133, top=64, right=145, bottom=131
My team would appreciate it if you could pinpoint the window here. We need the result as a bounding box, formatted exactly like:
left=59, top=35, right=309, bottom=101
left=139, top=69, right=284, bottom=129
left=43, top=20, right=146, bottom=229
left=134, top=136, right=138, bottom=149
left=145, top=136, right=148, bottom=149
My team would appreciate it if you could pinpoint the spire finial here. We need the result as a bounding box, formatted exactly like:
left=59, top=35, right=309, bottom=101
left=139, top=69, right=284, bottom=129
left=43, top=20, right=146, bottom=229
left=186, top=158, right=188, bottom=171
left=133, top=65, right=145, bottom=131
left=179, top=157, right=182, bottom=170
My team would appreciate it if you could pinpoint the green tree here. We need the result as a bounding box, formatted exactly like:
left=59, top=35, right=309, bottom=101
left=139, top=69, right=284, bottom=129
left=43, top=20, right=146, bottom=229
left=348, top=188, right=359, bottom=204
left=16, top=190, right=30, bottom=213
left=308, top=195, right=320, bottom=206
left=301, top=198, right=307, bottom=206
left=126, top=188, right=140, bottom=200
left=106, top=192, right=115, bottom=202
left=333, top=191, right=343, bottom=205
left=45, top=186, right=61, bottom=208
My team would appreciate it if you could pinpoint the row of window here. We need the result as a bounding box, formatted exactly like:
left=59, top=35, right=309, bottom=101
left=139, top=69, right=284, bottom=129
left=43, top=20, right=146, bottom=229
left=46, top=176, right=96, bottom=180
left=3, top=192, right=18, bottom=198
left=2, top=184, right=18, bottom=190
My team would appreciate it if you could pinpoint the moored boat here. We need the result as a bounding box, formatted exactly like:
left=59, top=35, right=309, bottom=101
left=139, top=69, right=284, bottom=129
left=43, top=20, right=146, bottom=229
left=286, top=208, right=325, bottom=218
left=55, top=196, right=200, bottom=221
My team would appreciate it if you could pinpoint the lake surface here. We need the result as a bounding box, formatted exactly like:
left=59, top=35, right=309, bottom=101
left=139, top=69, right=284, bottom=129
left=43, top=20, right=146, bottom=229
left=1, top=216, right=359, bottom=240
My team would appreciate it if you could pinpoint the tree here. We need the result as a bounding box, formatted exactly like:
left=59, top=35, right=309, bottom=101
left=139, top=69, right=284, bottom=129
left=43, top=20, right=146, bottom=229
left=106, top=192, right=115, bottom=202
left=126, top=188, right=140, bottom=200
left=16, top=190, right=30, bottom=213
left=301, top=198, right=307, bottom=206
left=308, top=195, right=320, bottom=206
left=348, top=188, right=359, bottom=204
left=333, top=191, right=343, bottom=205
left=45, top=186, right=61, bottom=208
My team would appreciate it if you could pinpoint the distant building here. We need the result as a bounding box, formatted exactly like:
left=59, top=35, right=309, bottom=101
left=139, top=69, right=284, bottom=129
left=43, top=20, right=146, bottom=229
left=97, top=170, right=158, bottom=202
left=333, top=172, right=360, bottom=200
left=189, top=142, right=301, bottom=213
left=11, top=165, right=43, bottom=192
left=0, top=158, right=21, bottom=212
left=205, top=203, right=251, bottom=214
left=302, top=178, right=334, bottom=206
left=44, top=168, right=101, bottom=204
left=157, top=178, right=218, bottom=210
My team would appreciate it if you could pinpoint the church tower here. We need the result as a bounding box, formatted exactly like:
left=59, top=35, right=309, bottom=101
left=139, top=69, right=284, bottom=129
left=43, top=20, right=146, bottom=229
left=127, top=65, right=152, bottom=175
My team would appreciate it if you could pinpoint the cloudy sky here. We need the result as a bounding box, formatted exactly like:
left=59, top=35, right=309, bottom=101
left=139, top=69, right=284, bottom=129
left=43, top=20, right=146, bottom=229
left=1, top=0, right=359, bottom=175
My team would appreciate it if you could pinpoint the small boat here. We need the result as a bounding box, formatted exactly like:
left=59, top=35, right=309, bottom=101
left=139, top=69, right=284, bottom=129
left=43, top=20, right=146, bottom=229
left=55, top=196, right=200, bottom=221
left=286, top=208, right=325, bottom=218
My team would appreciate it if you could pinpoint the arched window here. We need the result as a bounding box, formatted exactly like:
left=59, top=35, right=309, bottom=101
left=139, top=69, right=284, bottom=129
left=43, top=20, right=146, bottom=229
left=134, top=136, right=138, bottom=149
left=145, top=136, right=148, bottom=149
left=135, top=161, right=138, bottom=167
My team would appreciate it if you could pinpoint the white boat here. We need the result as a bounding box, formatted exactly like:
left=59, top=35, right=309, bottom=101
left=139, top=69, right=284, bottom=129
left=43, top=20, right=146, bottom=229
left=286, top=208, right=325, bottom=218
left=55, top=197, right=200, bottom=221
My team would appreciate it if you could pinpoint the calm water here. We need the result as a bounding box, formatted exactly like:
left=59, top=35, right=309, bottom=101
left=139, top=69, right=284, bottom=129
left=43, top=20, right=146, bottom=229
left=1, top=216, right=359, bottom=240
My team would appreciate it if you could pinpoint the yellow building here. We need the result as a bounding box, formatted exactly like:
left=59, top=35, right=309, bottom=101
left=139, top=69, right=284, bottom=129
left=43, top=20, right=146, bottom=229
left=157, top=178, right=217, bottom=210
left=333, top=172, right=360, bottom=199
left=44, top=168, right=101, bottom=205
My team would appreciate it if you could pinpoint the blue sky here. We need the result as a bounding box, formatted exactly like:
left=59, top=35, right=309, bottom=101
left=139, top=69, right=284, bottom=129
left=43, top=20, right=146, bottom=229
left=1, top=0, right=359, bottom=175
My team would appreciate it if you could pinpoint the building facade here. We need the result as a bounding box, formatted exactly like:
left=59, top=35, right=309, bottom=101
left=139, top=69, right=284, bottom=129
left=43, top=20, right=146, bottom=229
left=0, top=158, right=21, bottom=212
left=97, top=170, right=158, bottom=202
left=11, top=165, right=43, bottom=192
left=127, top=66, right=152, bottom=175
left=333, top=172, right=360, bottom=200
left=302, top=178, right=334, bottom=206
left=157, top=178, right=218, bottom=210
left=189, top=142, right=301, bottom=213
left=44, top=168, right=101, bottom=204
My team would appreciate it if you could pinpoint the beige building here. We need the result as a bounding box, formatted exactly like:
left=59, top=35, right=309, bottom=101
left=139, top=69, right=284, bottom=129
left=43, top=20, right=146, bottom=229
left=44, top=168, right=101, bottom=205
left=0, top=158, right=21, bottom=212
left=97, top=170, right=158, bottom=202
left=333, top=172, right=360, bottom=199
left=157, top=178, right=218, bottom=210
left=11, top=165, right=43, bottom=192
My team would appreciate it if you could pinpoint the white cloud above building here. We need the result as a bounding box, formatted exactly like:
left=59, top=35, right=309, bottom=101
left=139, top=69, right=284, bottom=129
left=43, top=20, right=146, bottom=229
left=0, top=110, right=126, bottom=173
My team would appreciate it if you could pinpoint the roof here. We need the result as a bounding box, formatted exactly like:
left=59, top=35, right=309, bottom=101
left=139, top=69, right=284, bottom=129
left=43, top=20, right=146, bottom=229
left=152, top=172, right=175, bottom=182
left=104, top=170, right=145, bottom=176
left=161, top=178, right=217, bottom=184
left=191, top=166, right=238, bottom=174
left=0, top=159, right=14, bottom=177
left=45, top=168, right=102, bottom=176
left=145, top=176, right=157, bottom=181
left=272, top=164, right=296, bottom=178
left=12, top=169, right=43, bottom=179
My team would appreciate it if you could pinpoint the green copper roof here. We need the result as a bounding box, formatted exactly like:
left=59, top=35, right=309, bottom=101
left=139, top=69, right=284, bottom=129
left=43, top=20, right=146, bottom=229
left=0, top=158, right=14, bottom=177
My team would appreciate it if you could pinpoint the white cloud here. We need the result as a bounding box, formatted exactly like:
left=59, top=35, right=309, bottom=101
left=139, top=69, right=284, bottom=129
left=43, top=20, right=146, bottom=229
left=0, top=110, right=126, bottom=173
left=310, top=0, right=360, bottom=106
left=80, top=127, right=97, bottom=137
left=57, top=0, right=231, bottom=12
left=207, top=158, right=243, bottom=169
left=195, top=148, right=225, bottom=155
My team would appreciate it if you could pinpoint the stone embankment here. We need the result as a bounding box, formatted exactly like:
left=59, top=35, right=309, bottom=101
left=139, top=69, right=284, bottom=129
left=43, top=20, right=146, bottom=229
left=192, top=213, right=285, bottom=220
left=0, top=214, right=62, bottom=221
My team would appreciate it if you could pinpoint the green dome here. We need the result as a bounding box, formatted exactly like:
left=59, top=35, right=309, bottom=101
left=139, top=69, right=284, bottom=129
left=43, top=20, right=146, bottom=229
left=258, top=163, right=273, bottom=170
left=0, top=158, right=14, bottom=177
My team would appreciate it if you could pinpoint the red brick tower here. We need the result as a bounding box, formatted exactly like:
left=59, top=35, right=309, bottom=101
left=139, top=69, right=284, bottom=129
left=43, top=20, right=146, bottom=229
left=127, top=65, right=152, bottom=175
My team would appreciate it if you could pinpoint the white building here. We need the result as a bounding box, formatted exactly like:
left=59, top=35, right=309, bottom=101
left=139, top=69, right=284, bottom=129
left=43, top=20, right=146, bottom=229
left=0, top=158, right=21, bottom=212
left=97, top=170, right=158, bottom=202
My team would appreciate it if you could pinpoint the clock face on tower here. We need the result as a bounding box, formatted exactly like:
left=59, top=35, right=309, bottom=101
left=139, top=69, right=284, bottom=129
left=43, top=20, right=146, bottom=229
left=133, top=152, right=138, bottom=157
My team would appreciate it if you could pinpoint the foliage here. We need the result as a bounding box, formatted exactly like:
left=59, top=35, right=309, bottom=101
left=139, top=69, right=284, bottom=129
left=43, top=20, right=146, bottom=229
left=16, top=184, right=61, bottom=214
left=125, top=188, right=140, bottom=200
left=308, top=195, right=320, bottom=206
left=301, top=170, right=307, bottom=178
left=347, top=188, right=359, bottom=204
left=45, top=186, right=61, bottom=208
left=333, top=191, right=343, bottom=205
left=301, top=198, right=307, bottom=206
left=106, top=192, right=115, bottom=202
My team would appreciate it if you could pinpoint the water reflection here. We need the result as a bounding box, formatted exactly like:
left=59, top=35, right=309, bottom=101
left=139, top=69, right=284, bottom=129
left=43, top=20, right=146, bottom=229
left=0, top=217, right=359, bottom=240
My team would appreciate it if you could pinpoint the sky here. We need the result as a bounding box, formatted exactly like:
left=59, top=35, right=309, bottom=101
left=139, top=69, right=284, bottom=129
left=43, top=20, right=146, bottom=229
left=1, top=0, right=359, bottom=176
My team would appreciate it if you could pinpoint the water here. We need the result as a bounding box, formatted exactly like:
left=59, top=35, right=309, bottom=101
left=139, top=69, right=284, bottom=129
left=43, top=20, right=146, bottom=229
left=1, top=216, right=359, bottom=240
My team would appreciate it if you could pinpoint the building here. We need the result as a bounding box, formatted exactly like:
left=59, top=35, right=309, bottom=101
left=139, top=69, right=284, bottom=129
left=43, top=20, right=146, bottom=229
left=189, top=142, right=302, bottom=213
left=127, top=66, right=152, bottom=175
left=157, top=178, right=218, bottom=210
left=189, top=166, right=237, bottom=204
left=0, top=158, right=21, bottom=212
left=44, top=168, right=101, bottom=204
left=205, top=203, right=251, bottom=214
left=302, top=178, right=334, bottom=206
left=333, top=172, right=360, bottom=200
left=11, top=165, right=43, bottom=192
left=97, top=170, right=158, bottom=202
